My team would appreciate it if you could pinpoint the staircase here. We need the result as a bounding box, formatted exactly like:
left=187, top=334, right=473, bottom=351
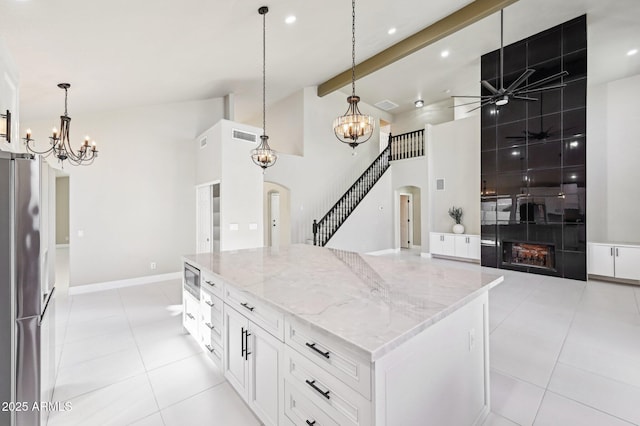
left=313, top=129, right=425, bottom=247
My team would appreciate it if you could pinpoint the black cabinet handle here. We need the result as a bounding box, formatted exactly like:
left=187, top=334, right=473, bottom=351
left=306, top=421, right=316, bottom=425
left=244, top=330, right=251, bottom=360
left=305, top=342, right=330, bottom=359
left=205, top=280, right=215, bottom=286
left=205, top=344, right=214, bottom=354
left=205, top=300, right=214, bottom=307
left=241, top=327, right=246, bottom=358
left=305, top=379, right=330, bottom=399
left=205, top=322, right=215, bottom=330
left=241, top=302, right=255, bottom=312
left=186, top=313, right=195, bottom=320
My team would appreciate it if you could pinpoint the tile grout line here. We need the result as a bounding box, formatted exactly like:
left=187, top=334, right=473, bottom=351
left=541, top=389, right=637, bottom=425
left=116, top=287, right=168, bottom=426
left=531, top=280, right=587, bottom=425
left=489, top=278, right=537, bottom=334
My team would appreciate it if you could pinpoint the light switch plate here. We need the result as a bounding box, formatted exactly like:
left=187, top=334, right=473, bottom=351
left=249, top=223, right=258, bottom=230
left=229, top=223, right=239, bottom=231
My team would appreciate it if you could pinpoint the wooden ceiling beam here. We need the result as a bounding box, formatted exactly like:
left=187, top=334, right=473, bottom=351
left=317, top=0, right=519, bottom=97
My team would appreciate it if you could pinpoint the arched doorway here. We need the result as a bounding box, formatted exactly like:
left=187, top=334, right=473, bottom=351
left=263, top=182, right=291, bottom=247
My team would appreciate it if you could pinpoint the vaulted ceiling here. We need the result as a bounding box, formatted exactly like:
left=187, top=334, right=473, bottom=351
left=1, top=0, right=639, bottom=122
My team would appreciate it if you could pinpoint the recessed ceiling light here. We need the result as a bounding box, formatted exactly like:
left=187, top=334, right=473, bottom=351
left=415, top=100, right=424, bottom=108
left=285, top=15, right=296, bottom=24
left=441, top=50, right=450, bottom=58
left=628, top=48, right=638, bottom=56
left=388, top=28, right=396, bottom=35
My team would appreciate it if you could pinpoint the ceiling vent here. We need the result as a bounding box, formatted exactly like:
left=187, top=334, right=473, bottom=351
left=374, top=99, right=399, bottom=111
left=199, top=137, right=207, bottom=149
left=232, top=129, right=258, bottom=143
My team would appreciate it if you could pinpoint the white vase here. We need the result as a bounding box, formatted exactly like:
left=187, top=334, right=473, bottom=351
left=452, top=224, right=464, bottom=234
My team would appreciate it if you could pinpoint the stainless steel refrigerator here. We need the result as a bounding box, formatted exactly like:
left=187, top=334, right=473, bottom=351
left=1, top=152, right=56, bottom=426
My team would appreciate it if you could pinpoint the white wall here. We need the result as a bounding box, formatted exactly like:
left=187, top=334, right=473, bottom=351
left=25, top=98, right=225, bottom=286
left=391, top=98, right=453, bottom=136
left=265, top=87, right=393, bottom=244
left=261, top=90, right=304, bottom=156
left=428, top=115, right=481, bottom=242
left=604, top=74, right=640, bottom=243
left=325, top=171, right=393, bottom=253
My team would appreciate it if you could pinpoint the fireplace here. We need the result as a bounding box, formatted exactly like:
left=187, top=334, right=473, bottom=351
left=503, top=241, right=555, bottom=270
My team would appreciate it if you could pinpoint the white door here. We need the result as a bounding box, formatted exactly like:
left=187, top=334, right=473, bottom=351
left=615, top=246, right=640, bottom=280
left=400, top=194, right=412, bottom=249
left=224, top=305, right=249, bottom=399
left=196, top=185, right=212, bottom=253
left=247, top=323, right=281, bottom=426
left=588, top=244, right=615, bottom=277
left=269, top=192, right=280, bottom=247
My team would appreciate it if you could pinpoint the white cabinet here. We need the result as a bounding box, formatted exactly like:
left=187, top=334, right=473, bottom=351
left=589, top=243, right=640, bottom=280
left=223, top=304, right=281, bottom=426
left=430, top=232, right=480, bottom=260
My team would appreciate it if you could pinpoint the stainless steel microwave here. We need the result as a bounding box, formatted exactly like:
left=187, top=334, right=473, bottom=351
left=183, top=262, right=200, bottom=299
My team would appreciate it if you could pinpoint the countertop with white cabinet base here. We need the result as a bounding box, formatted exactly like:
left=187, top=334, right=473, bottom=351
left=184, top=244, right=502, bottom=361
left=184, top=244, right=503, bottom=426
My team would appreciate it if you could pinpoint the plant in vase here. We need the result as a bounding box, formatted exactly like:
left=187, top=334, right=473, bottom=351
left=448, top=206, right=464, bottom=234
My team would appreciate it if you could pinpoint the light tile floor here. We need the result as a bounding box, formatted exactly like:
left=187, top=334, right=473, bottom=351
left=49, top=254, right=640, bottom=425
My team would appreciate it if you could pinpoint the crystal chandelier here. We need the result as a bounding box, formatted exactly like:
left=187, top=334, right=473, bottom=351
left=251, top=6, right=277, bottom=171
left=23, top=83, right=98, bottom=166
left=333, top=0, right=375, bottom=149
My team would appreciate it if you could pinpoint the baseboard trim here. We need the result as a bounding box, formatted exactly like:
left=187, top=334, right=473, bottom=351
left=68, top=272, right=181, bottom=295
left=366, top=248, right=400, bottom=256
left=420, top=252, right=432, bottom=258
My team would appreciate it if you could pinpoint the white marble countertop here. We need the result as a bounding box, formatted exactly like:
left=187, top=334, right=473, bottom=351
left=184, top=244, right=503, bottom=361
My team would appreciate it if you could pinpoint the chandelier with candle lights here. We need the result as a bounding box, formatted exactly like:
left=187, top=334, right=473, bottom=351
left=23, top=83, right=98, bottom=167
left=333, top=0, right=375, bottom=149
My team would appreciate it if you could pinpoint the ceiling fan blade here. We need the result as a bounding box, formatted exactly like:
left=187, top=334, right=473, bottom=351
left=481, top=80, right=501, bottom=95
left=450, top=100, right=484, bottom=108
left=451, top=95, right=494, bottom=98
left=516, top=83, right=567, bottom=95
left=505, top=69, right=536, bottom=93
left=467, top=99, right=495, bottom=113
left=518, top=71, right=569, bottom=91
left=512, top=95, right=539, bottom=101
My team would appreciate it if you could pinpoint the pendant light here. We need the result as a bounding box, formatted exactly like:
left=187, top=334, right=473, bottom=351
left=333, top=0, right=375, bottom=149
left=251, top=6, right=278, bottom=171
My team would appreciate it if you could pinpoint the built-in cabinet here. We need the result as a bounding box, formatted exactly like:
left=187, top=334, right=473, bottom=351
left=588, top=242, right=640, bottom=281
left=430, top=232, right=480, bottom=260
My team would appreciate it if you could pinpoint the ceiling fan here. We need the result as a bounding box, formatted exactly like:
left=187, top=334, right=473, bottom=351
left=453, top=9, right=568, bottom=112
left=506, top=96, right=555, bottom=141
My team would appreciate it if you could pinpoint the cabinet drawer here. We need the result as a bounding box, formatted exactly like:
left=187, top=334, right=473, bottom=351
left=201, top=270, right=223, bottom=299
left=202, top=338, right=223, bottom=369
left=183, top=291, right=199, bottom=337
left=224, top=285, right=284, bottom=341
left=201, top=317, right=223, bottom=347
left=285, top=319, right=371, bottom=399
left=201, top=293, right=223, bottom=325
left=284, top=346, right=371, bottom=426
left=284, top=379, right=339, bottom=426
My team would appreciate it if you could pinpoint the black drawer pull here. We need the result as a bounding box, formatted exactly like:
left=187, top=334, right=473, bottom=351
left=205, top=300, right=214, bottom=307
left=205, top=322, right=215, bottom=330
left=305, top=379, right=330, bottom=399
left=305, top=342, right=330, bottom=359
left=306, top=421, right=316, bottom=425
left=241, top=302, right=255, bottom=312
left=205, top=344, right=215, bottom=354
left=186, top=313, right=195, bottom=320
left=205, top=280, right=215, bottom=286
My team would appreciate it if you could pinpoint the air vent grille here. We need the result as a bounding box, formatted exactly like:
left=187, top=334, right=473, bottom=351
left=232, top=129, right=258, bottom=143
left=374, top=99, right=399, bottom=111
left=436, top=178, right=445, bottom=191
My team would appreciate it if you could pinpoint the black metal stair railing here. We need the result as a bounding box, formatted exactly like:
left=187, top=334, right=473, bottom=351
left=389, top=129, right=425, bottom=161
left=313, top=141, right=391, bottom=247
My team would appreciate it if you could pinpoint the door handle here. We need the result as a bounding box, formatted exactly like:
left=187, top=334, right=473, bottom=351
left=611, top=247, right=613, bottom=256
left=244, top=329, right=251, bottom=360
left=241, top=327, right=246, bottom=358
left=616, top=248, right=619, bottom=257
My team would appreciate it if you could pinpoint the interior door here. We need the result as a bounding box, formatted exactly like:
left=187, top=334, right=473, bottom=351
left=269, top=192, right=280, bottom=247
left=400, top=195, right=411, bottom=249
left=196, top=185, right=212, bottom=253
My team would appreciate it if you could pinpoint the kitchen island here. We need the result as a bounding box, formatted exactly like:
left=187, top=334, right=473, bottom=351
left=183, top=244, right=503, bottom=426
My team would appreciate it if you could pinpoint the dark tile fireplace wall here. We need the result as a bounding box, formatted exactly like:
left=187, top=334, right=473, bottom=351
left=480, top=15, right=587, bottom=280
